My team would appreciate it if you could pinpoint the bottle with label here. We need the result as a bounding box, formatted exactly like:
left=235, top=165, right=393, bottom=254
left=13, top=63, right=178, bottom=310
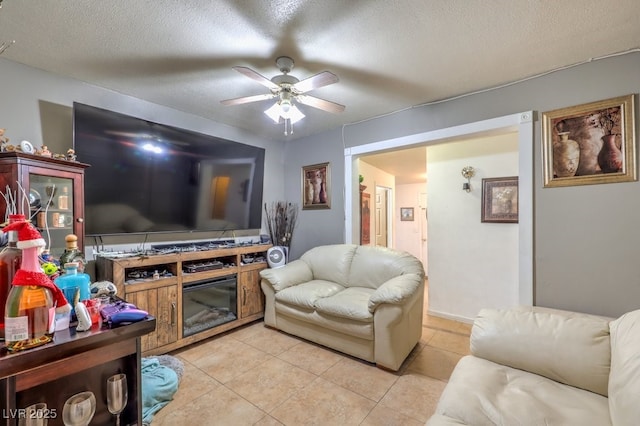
left=3, top=221, right=55, bottom=352
left=4, top=282, right=54, bottom=351
left=60, top=234, right=86, bottom=273
left=0, top=214, right=25, bottom=340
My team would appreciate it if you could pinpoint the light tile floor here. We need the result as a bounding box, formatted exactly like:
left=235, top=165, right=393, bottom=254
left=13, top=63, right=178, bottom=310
left=151, top=284, right=472, bottom=425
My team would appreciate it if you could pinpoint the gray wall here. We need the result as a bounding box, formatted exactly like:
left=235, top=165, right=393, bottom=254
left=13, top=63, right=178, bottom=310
left=3, top=52, right=639, bottom=318
left=286, top=52, right=640, bottom=318
left=0, top=58, right=286, bottom=247
left=283, top=127, right=346, bottom=257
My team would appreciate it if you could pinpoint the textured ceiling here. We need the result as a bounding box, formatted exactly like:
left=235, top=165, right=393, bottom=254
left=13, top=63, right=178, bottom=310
left=0, top=0, right=639, bottom=148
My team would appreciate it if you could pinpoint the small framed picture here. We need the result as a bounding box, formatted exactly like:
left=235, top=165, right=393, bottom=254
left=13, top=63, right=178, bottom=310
left=400, top=207, right=414, bottom=221
left=481, top=177, right=518, bottom=223
left=302, top=162, right=330, bottom=209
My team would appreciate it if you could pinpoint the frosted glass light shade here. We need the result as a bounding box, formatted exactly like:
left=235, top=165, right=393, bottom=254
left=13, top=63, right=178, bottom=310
left=264, top=102, right=305, bottom=124
left=264, top=103, right=282, bottom=123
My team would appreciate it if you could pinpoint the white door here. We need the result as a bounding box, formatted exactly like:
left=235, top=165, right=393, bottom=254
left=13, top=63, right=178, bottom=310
left=419, top=191, right=428, bottom=276
left=375, top=186, right=392, bottom=247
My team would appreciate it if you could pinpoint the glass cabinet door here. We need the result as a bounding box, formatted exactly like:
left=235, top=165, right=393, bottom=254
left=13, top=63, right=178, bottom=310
left=29, top=174, right=74, bottom=257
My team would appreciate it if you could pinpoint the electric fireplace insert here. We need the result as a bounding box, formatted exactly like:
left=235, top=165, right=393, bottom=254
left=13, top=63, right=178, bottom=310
left=182, top=275, right=237, bottom=337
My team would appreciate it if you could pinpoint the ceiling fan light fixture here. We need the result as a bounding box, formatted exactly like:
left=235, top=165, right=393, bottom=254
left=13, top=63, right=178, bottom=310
left=264, top=102, right=282, bottom=123
left=286, top=104, right=305, bottom=124
left=225, top=56, right=342, bottom=135
left=264, top=100, right=305, bottom=125
left=280, top=98, right=292, bottom=113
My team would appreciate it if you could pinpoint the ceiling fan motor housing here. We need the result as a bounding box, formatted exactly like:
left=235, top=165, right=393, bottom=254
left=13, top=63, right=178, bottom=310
left=271, top=74, right=299, bottom=87
left=275, top=56, right=295, bottom=73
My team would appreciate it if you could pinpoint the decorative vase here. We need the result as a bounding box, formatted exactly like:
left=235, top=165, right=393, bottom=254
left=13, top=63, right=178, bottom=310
left=319, top=182, right=327, bottom=204
left=598, top=134, right=623, bottom=174
left=553, top=132, right=580, bottom=177
left=305, top=179, right=314, bottom=205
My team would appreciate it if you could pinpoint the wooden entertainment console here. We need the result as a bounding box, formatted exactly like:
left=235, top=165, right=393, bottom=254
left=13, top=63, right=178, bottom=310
left=96, top=243, right=271, bottom=355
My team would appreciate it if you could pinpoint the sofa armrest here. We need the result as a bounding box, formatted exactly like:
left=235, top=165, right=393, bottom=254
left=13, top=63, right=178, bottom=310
left=368, top=274, right=423, bottom=312
left=471, top=306, right=612, bottom=396
left=259, top=259, right=313, bottom=291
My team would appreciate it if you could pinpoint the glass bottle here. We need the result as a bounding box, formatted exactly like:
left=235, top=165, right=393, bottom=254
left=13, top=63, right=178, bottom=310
left=0, top=214, right=25, bottom=340
left=57, top=186, right=70, bottom=210
left=54, top=262, right=91, bottom=316
left=4, top=242, right=55, bottom=352
left=60, top=234, right=86, bottom=273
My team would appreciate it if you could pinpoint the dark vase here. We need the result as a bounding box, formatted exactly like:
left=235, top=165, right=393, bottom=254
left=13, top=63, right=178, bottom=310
left=319, top=182, right=327, bottom=203
left=598, top=134, right=623, bottom=174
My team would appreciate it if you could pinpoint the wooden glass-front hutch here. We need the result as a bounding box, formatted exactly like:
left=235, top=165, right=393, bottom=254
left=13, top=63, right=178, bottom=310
left=0, top=152, right=89, bottom=257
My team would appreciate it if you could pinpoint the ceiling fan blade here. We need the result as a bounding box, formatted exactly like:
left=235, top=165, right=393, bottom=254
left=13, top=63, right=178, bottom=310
left=233, top=66, right=280, bottom=91
left=296, top=94, right=345, bottom=114
left=220, top=93, right=275, bottom=106
left=293, top=71, right=339, bottom=94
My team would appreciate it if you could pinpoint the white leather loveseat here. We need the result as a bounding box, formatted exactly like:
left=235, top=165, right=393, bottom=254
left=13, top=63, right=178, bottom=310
left=427, top=306, right=640, bottom=425
left=259, top=244, right=425, bottom=371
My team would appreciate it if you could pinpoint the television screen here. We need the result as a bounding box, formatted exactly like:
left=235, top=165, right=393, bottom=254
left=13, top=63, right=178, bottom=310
left=73, top=102, right=265, bottom=236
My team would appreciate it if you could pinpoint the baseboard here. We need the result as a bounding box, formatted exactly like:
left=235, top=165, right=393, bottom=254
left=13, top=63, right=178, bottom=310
left=427, top=308, right=474, bottom=324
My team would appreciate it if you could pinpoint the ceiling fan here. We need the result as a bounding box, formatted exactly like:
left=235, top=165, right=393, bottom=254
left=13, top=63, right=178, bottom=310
left=220, top=56, right=345, bottom=135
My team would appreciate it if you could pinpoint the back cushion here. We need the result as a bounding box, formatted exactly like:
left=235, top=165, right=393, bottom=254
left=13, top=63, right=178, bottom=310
left=609, top=309, right=640, bottom=425
left=471, top=306, right=612, bottom=396
left=348, top=246, right=424, bottom=289
left=300, top=244, right=358, bottom=286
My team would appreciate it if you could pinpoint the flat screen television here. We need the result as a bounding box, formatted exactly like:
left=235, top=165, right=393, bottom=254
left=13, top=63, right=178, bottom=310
left=73, top=102, right=265, bottom=236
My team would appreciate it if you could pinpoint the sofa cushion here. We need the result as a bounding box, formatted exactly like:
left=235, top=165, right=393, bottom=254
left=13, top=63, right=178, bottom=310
left=314, top=287, right=375, bottom=321
left=471, top=306, right=611, bottom=396
left=348, top=245, right=424, bottom=289
left=300, top=244, right=357, bottom=287
left=275, top=280, right=345, bottom=309
left=275, top=303, right=374, bottom=340
left=432, top=355, right=612, bottom=426
left=608, top=308, right=640, bottom=425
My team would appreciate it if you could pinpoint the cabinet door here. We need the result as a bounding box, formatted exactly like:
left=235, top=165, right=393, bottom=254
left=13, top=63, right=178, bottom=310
left=29, top=174, right=75, bottom=256
left=239, top=270, right=264, bottom=318
left=127, top=285, right=178, bottom=352
left=25, top=165, right=86, bottom=258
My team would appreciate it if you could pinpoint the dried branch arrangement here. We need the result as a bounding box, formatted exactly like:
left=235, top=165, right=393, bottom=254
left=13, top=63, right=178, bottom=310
left=263, top=201, right=298, bottom=248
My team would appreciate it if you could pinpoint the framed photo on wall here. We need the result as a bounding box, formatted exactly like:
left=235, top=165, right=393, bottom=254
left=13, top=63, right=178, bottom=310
left=481, top=177, right=518, bottom=223
left=400, top=207, right=414, bottom=221
left=302, top=162, right=330, bottom=209
left=542, top=94, right=636, bottom=187
left=361, top=192, right=371, bottom=244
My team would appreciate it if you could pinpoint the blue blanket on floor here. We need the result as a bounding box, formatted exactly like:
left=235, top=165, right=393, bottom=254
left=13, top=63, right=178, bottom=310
left=141, top=357, right=180, bottom=425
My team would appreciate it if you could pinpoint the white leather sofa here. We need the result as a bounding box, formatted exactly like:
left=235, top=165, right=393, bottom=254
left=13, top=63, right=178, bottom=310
left=259, top=244, right=425, bottom=371
left=427, top=306, right=640, bottom=425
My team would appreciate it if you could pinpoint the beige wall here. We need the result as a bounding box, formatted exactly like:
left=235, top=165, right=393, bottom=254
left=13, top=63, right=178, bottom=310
left=427, top=133, right=519, bottom=320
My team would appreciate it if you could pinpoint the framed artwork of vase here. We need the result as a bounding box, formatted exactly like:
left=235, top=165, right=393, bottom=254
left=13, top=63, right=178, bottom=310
left=302, top=162, right=330, bottom=209
left=542, top=94, right=636, bottom=187
left=481, top=177, right=519, bottom=223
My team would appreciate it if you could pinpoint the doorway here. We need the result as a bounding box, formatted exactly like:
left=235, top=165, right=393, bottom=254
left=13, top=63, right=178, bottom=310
left=344, top=111, right=534, bottom=314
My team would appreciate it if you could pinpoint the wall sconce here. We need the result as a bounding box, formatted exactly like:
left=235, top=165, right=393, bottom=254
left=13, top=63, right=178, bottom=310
left=461, top=166, right=475, bottom=192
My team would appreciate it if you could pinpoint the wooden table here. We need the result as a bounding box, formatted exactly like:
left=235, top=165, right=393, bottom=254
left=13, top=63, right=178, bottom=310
left=0, top=316, right=156, bottom=426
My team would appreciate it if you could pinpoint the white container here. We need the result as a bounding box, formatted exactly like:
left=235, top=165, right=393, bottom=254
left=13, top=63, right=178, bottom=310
left=55, top=311, right=71, bottom=331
